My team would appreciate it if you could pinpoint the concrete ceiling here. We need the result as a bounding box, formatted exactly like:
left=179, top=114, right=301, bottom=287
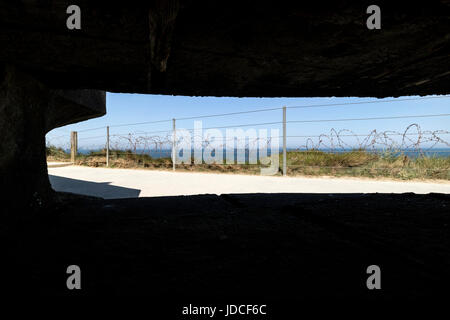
left=1, top=0, right=449, bottom=97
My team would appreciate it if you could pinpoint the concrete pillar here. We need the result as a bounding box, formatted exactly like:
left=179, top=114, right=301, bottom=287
left=0, top=65, right=105, bottom=213
left=0, top=65, right=53, bottom=212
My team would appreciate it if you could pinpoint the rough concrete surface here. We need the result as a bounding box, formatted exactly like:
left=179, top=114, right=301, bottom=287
left=2, top=192, right=449, bottom=301
left=1, top=1, right=449, bottom=97
left=0, top=66, right=105, bottom=209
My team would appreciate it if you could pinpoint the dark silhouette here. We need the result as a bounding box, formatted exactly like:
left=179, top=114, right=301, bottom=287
left=2, top=193, right=450, bottom=300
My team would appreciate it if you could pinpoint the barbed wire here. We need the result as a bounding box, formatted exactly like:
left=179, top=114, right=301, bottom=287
left=51, top=124, right=449, bottom=159
left=298, top=124, right=450, bottom=153
left=44, top=95, right=450, bottom=163
left=76, top=113, right=448, bottom=140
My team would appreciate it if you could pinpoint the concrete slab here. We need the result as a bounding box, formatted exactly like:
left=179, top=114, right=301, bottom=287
left=48, top=166, right=450, bottom=199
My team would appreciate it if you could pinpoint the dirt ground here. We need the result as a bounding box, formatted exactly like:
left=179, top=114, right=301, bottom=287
left=48, top=165, right=450, bottom=199
left=2, top=192, right=450, bottom=306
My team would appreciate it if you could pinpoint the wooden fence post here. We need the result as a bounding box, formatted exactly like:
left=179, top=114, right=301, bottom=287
left=282, top=106, right=287, bottom=176
left=106, top=126, right=110, bottom=167
left=70, top=131, right=78, bottom=163
left=172, top=118, right=176, bottom=171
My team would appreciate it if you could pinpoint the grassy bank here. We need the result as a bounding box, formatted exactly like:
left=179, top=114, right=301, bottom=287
left=46, top=146, right=450, bottom=181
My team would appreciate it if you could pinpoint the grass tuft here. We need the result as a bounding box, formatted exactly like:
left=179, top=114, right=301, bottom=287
left=46, top=146, right=450, bottom=181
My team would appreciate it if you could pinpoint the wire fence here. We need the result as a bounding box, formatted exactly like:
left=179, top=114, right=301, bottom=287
left=46, top=96, right=450, bottom=180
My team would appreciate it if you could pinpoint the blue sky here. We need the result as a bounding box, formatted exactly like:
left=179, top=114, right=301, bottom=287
left=46, top=93, right=450, bottom=150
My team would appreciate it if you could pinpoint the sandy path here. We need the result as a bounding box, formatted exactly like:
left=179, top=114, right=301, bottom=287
left=47, top=164, right=450, bottom=199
